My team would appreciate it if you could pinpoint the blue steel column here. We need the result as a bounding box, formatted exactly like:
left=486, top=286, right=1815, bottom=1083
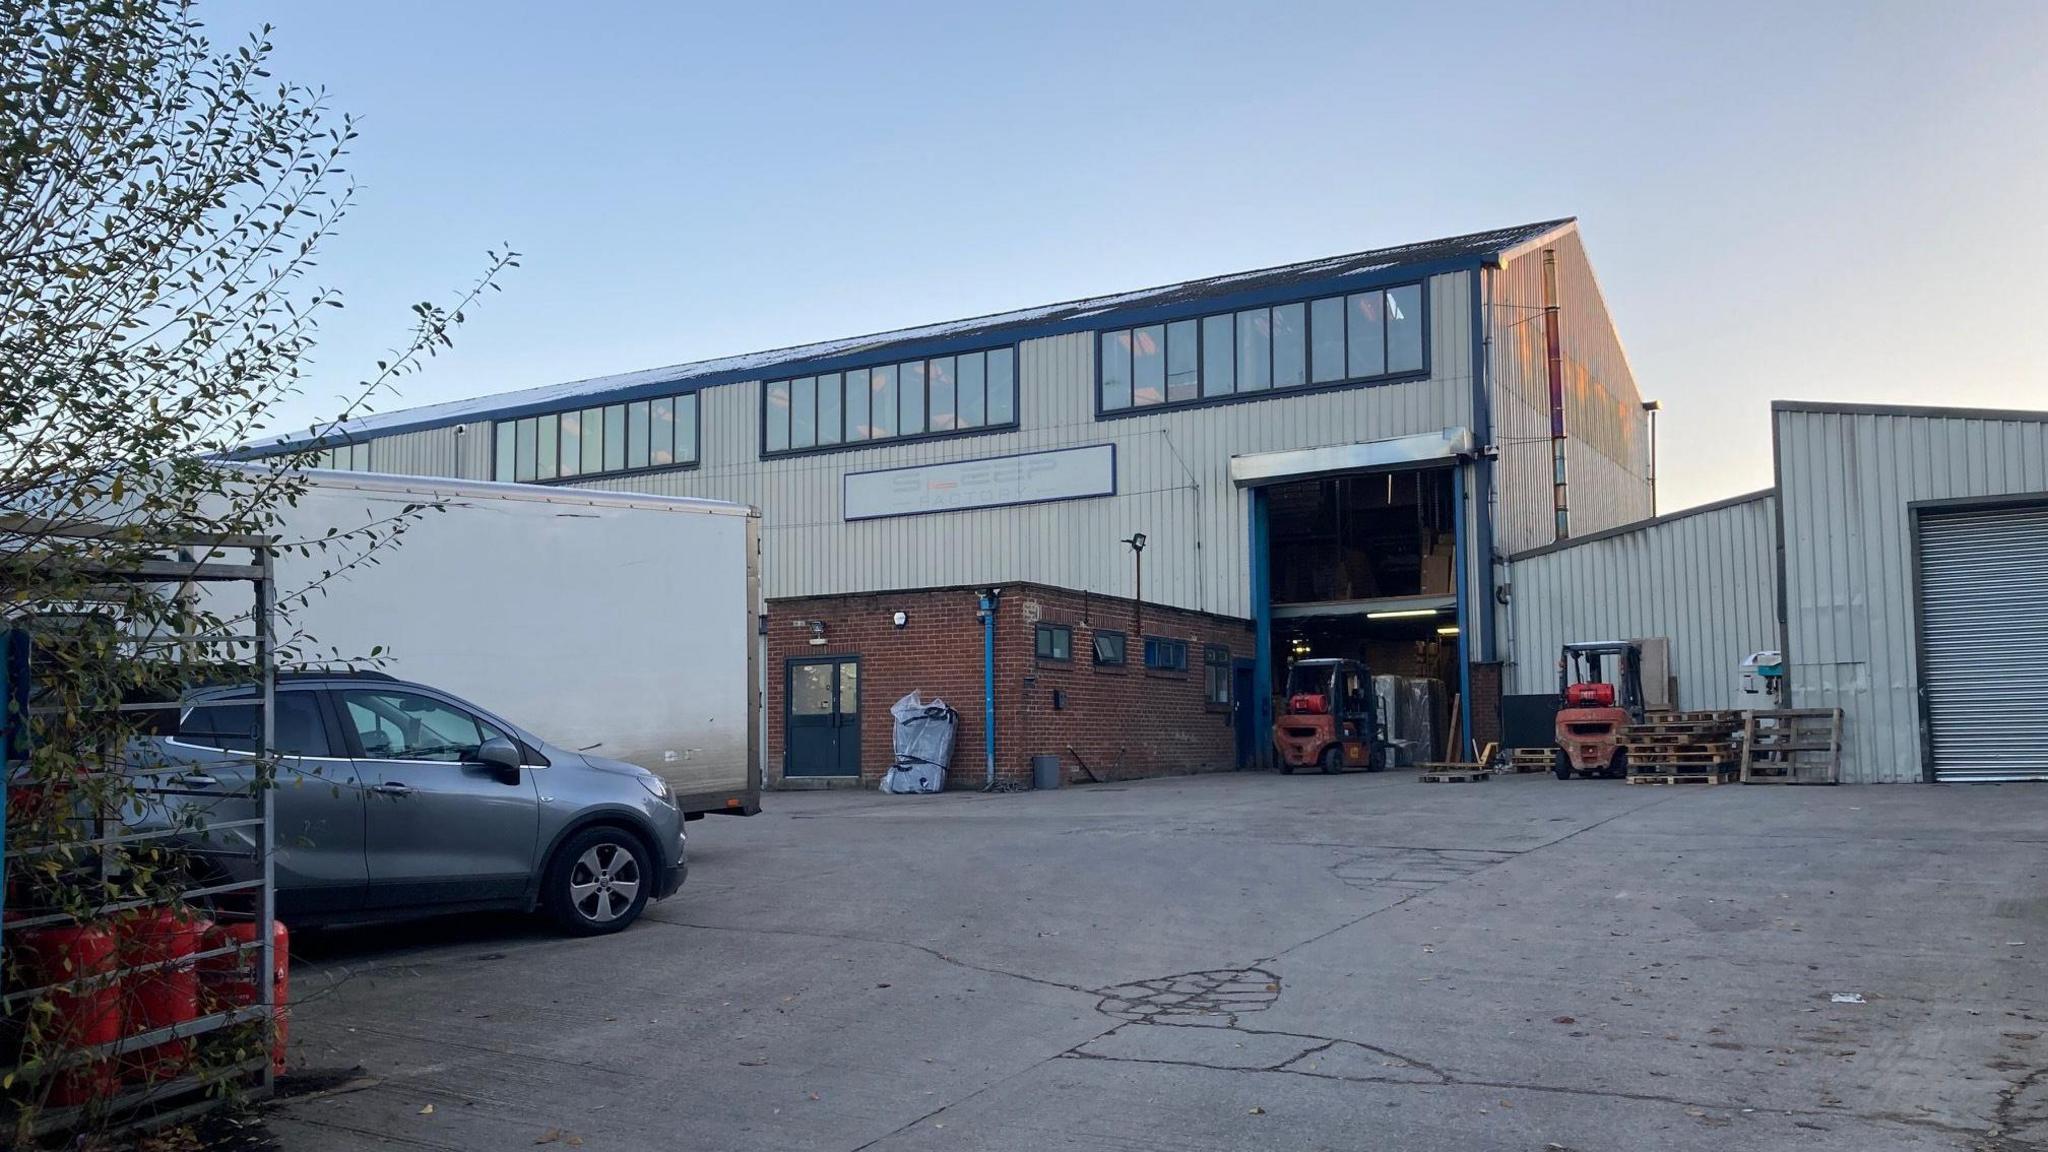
left=1469, top=266, right=1497, bottom=664
left=1454, top=465, right=1475, bottom=761
left=1250, top=489, right=1273, bottom=767
left=978, top=591, right=996, bottom=787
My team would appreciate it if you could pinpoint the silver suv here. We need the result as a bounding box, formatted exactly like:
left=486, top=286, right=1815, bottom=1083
left=148, top=671, right=685, bottom=934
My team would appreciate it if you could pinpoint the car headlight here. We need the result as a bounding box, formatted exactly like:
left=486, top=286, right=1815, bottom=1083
left=637, top=773, right=674, bottom=805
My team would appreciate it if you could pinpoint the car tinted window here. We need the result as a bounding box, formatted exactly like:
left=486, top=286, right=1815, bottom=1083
left=276, top=692, right=330, bottom=757
left=178, top=701, right=258, bottom=752
left=340, top=690, right=503, bottom=762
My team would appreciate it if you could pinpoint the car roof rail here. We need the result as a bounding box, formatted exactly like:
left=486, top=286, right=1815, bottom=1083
left=276, top=668, right=399, bottom=682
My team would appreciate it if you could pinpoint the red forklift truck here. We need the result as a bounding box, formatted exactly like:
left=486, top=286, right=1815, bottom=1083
left=1273, top=658, right=1384, bottom=774
left=1553, top=641, right=1647, bottom=779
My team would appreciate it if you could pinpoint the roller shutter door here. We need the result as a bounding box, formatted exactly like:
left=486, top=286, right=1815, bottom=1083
left=1918, top=502, right=2048, bottom=781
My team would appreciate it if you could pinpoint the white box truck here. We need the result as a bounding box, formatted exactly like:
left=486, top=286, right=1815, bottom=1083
left=262, top=469, right=760, bottom=819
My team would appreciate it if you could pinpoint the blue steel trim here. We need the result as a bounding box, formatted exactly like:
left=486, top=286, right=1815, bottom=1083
left=840, top=443, right=1118, bottom=524
left=1250, top=488, right=1274, bottom=768
left=1454, top=464, right=1474, bottom=761
left=249, top=258, right=1489, bottom=451
left=1469, top=266, right=1496, bottom=664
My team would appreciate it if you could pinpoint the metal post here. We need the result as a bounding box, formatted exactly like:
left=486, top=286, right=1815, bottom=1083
left=978, top=591, right=996, bottom=788
left=1249, top=493, right=1273, bottom=769
left=254, top=543, right=277, bottom=1096
left=1454, top=465, right=1475, bottom=762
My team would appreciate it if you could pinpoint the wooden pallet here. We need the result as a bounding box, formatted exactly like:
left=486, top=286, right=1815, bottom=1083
left=1741, top=708, right=1843, bottom=784
left=1505, top=747, right=1554, bottom=773
left=1418, top=763, right=1491, bottom=783
left=1626, top=769, right=1737, bottom=786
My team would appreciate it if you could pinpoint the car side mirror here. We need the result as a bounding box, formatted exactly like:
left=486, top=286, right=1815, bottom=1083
left=476, top=736, right=523, bottom=782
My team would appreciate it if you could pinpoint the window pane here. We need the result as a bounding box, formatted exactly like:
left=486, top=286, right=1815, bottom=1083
left=846, top=368, right=871, bottom=440
left=559, top=410, right=582, bottom=476
left=1236, top=308, right=1272, bottom=391
left=514, top=418, right=537, bottom=482
left=650, top=397, right=675, bottom=465
left=956, top=353, right=985, bottom=427
left=1165, top=319, right=1199, bottom=402
left=928, top=356, right=956, bottom=431
left=1386, top=283, right=1424, bottom=372
left=675, top=394, right=698, bottom=463
left=603, top=404, right=626, bottom=471
left=790, top=376, right=816, bottom=449
left=1310, top=296, right=1346, bottom=383
left=178, top=701, right=259, bottom=752
left=1093, top=631, right=1125, bottom=665
left=899, top=359, right=926, bottom=434
left=869, top=365, right=897, bottom=438
left=765, top=380, right=791, bottom=452
left=275, top=692, right=331, bottom=757
left=1099, top=330, right=1132, bottom=411
left=625, top=401, right=649, bottom=468
left=817, top=373, right=843, bottom=444
left=1202, top=314, right=1234, bottom=396
left=535, top=413, right=559, bottom=480
left=837, top=661, right=858, bottom=711
left=986, top=348, right=1016, bottom=425
left=1272, top=302, right=1306, bottom=389
left=494, top=423, right=515, bottom=481
left=1132, top=324, right=1165, bottom=406
left=1348, top=292, right=1386, bottom=378
left=581, top=407, right=603, bottom=470
left=342, top=690, right=484, bottom=761
left=791, top=664, right=833, bottom=715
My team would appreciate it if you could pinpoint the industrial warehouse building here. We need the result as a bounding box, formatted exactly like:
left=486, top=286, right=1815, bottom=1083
left=1507, top=400, right=2048, bottom=784
left=263, top=218, right=1658, bottom=786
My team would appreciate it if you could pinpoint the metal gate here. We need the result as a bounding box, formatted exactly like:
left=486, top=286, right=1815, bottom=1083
left=1918, top=501, right=2048, bottom=781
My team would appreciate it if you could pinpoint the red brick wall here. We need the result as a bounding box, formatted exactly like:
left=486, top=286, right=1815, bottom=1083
left=765, top=584, right=1254, bottom=788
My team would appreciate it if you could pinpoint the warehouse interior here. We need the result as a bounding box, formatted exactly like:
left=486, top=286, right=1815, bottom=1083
left=1263, top=466, right=1462, bottom=763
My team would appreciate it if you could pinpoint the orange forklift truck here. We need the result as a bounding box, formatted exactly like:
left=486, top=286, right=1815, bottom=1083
left=1553, top=641, right=1646, bottom=779
left=1273, top=658, right=1384, bottom=774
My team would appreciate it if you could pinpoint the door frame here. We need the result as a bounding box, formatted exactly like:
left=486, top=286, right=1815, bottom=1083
left=1907, top=491, right=2048, bottom=783
left=783, top=654, right=862, bottom=778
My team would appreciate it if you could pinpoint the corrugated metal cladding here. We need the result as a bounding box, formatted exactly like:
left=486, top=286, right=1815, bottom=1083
left=1485, top=227, right=1652, bottom=557
left=456, top=271, right=1480, bottom=620
left=1917, top=503, right=2048, bottom=781
left=364, top=424, right=489, bottom=480
left=1775, top=404, right=2048, bottom=783
left=1506, top=493, right=1779, bottom=710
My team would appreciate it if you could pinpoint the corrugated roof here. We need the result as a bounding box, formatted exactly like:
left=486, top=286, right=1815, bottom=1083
left=258, top=217, right=1576, bottom=448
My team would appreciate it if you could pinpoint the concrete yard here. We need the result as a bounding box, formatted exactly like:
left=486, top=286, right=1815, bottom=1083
left=269, top=772, right=2048, bottom=1151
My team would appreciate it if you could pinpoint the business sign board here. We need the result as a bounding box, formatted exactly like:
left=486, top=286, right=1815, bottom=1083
left=843, top=444, right=1117, bottom=522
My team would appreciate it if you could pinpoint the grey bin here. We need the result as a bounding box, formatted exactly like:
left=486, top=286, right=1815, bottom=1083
left=1031, top=754, right=1062, bottom=790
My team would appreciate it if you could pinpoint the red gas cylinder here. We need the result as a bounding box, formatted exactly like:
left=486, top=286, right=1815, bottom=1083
left=198, top=920, right=289, bottom=1077
left=17, top=923, right=121, bottom=1107
left=118, top=908, right=208, bottom=1084
left=1287, top=692, right=1329, bottom=715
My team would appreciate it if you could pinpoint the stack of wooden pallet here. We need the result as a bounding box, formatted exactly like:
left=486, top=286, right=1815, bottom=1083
left=1505, top=748, right=1553, bottom=773
left=1620, top=710, right=1742, bottom=785
left=1740, top=709, right=1843, bottom=784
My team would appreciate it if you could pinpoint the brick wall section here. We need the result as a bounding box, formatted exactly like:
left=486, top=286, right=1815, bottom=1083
left=1469, top=661, right=1503, bottom=758
left=765, top=583, right=1254, bottom=788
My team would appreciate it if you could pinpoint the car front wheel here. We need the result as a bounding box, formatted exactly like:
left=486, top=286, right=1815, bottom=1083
left=545, top=827, right=653, bottom=935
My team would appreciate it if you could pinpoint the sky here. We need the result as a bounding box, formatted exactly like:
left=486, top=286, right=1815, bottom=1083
left=211, top=0, right=2048, bottom=512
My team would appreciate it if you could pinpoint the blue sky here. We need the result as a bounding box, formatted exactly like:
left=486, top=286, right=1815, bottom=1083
left=215, top=0, right=2048, bottom=511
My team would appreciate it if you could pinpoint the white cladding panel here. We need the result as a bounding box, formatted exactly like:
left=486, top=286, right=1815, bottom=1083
left=1507, top=493, right=1779, bottom=710
left=1775, top=405, right=2048, bottom=783
left=549, top=270, right=1475, bottom=617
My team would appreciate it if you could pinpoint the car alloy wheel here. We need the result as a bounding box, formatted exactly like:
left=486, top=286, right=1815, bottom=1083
left=568, top=842, right=641, bottom=925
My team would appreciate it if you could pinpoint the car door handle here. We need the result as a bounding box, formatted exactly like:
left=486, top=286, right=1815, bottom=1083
left=371, top=782, right=416, bottom=797
left=168, top=773, right=219, bottom=789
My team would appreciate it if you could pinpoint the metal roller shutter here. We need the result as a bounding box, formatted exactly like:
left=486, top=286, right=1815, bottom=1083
left=1918, top=502, right=2048, bottom=781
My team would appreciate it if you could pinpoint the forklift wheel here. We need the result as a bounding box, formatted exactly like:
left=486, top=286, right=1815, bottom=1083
left=1278, top=762, right=1296, bottom=775
left=1553, top=748, right=1573, bottom=781
left=1318, top=747, right=1343, bottom=775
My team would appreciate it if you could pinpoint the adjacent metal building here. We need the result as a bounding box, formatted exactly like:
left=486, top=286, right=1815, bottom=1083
left=1506, top=490, right=1779, bottom=711
left=1773, top=401, right=2048, bottom=783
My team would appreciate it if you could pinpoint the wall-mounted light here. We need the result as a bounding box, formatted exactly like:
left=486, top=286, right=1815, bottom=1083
left=808, top=620, right=827, bottom=647
left=1366, top=608, right=1440, bottom=620
left=1436, top=625, right=1461, bottom=636
left=892, top=611, right=908, bottom=629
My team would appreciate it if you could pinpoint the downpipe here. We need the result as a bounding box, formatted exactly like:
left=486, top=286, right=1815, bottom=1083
left=977, top=589, right=998, bottom=788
